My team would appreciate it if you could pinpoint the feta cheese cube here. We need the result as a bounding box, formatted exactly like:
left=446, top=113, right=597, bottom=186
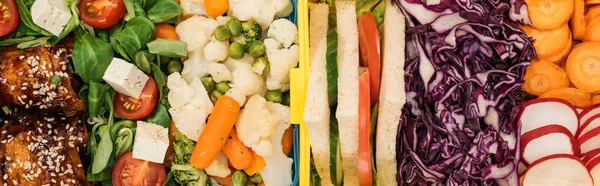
left=30, top=0, right=72, bottom=36
left=103, top=58, right=149, bottom=98
left=132, top=121, right=169, bottom=163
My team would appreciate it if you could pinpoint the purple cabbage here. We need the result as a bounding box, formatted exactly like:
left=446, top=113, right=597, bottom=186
left=393, top=0, right=536, bottom=185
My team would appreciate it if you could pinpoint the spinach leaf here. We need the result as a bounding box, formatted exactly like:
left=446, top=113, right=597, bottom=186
left=97, top=29, right=110, bottom=43
left=111, top=17, right=156, bottom=60
left=111, top=120, right=136, bottom=158
left=151, top=63, right=169, bottom=106
left=86, top=165, right=112, bottom=181
left=134, top=0, right=148, bottom=18
left=0, top=36, right=36, bottom=46
left=134, top=50, right=154, bottom=74
left=79, top=84, right=90, bottom=102
left=16, top=36, right=50, bottom=49
left=73, top=29, right=114, bottom=83
left=124, top=0, right=136, bottom=20
left=147, top=39, right=188, bottom=57
left=14, top=0, right=53, bottom=37
left=143, top=0, right=157, bottom=11
left=48, top=0, right=80, bottom=44
left=147, top=0, right=181, bottom=23
left=88, top=82, right=111, bottom=117
left=111, top=38, right=132, bottom=61
left=147, top=104, right=170, bottom=128
left=91, top=124, right=114, bottom=174
left=326, top=30, right=338, bottom=106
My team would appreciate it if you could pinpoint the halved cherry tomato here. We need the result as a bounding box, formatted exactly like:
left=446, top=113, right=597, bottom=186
left=0, top=0, right=19, bottom=37
left=112, top=152, right=167, bottom=186
left=113, top=77, right=158, bottom=120
left=358, top=71, right=372, bottom=186
left=358, top=12, right=381, bottom=105
left=78, top=0, right=126, bottom=28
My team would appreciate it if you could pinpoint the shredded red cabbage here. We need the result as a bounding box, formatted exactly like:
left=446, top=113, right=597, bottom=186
left=394, top=0, right=536, bottom=185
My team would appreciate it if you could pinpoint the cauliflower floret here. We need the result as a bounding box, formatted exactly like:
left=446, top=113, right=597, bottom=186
left=228, top=0, right=276, bottom=31
left=261, top=103, right=293, bottom=186
left=176, top=16, right=218, bottom=51
left=224, top=54, right=265, bottom=96
left=168, top=74, right=213, bottom=141
left=182, top=49, right=209, bottom=82
left=268, top=19, right=298, bottom=48
left=264, top=38, right=299, bottom=91
left=235, top=95, right=283, bottom=157
left=205, top=152, right=231, bottom=178
left=225, top=88, right=247, bottom=106
left=273, top=0, right=293, bottom=18
left=207, top=63, right=232, bottom=83
left=180, top=0, right=207, bottom=16
left=204, top=37, right=229, bottom=63
left=216, top=15, right=232, bottom=25
left=167, top=73, right=195, bottom=107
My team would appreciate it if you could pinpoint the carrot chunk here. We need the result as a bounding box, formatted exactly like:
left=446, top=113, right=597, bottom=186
left=522, top=59, right=570, bottom=96
left=526, top=0, right=574, bottom=30
left=520, top=24, right=572, bottom=60
left=572, top=0, right=587, bottom=40
left=565, top=42, right=600, bottom=93
left=539, top=87, right=592, bottom=108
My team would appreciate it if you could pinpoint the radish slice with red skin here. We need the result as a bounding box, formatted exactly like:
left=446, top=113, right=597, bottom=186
left=518, top=98, right=579, bottom=136
left=579, top=114, right=600, bottom=137
left=578, top=127, right=600, bottom=154
left=583, top=148, right=600, bottom=165
left=578, top=108, right=585, bottom=114
left=522, top=154, right=593, bottom=186
left=579, top=104, right=600, bottom=124
left=587, top=156, right=600, bottom=185
left=520, top=124, right=580, bottom=165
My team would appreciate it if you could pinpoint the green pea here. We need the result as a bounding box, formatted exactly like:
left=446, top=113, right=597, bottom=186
left=232, top=170, right=248, bottom=186
left=210, top=90, right=223, bottom=103
left=281, top=94, right=290, bottom=106
left=229, top=42, right=245, bottom=60
left=215, top=82, right=231, bottom=94
left=167, top=59, right=183, bottom=74
left=160, top=56, right=171, bottom=64
left=248, top=41, right=266, bottom=58
left=265, top=90, right=283, bottom=103
left=215, top=25, right=232, bottom=42
left=252, top=57, right=269, bottom=75
left=249, top=173, right=263, bottom=183
left=200, top=76, right=215, bottom=93
left=227, top=19, right=243, bottom=37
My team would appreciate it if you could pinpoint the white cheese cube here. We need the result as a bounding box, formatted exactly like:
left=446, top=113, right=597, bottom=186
left=30, top=0, right=72, bottom=36
left=132, top=121, right=169, bottom=163
left=103, top=58, right=149, bottom=98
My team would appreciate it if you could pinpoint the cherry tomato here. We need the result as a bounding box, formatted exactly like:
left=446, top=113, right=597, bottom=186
left=112, top=152, right=167, bottom=186
left=358, top=71, right=373, bottom=186
left=113, top=77, right=158, bottom=120
left=0, top=0, right=19, bottom=37
left=358, top=12, right=381, bottom=105
left=78, top=0, right=126, bottom=28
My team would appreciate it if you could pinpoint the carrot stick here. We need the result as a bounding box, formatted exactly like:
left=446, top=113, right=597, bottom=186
left=244, top=150, right=266, bottom=176
left=153, top=23, right=179, bottom=40
left=282, top=126, right=294, bottom=156
left=539, top=87, right=593, bottom=108
left=223, top=128, right=254, bottom=170
left=572, top=0, right=586, bottom=40
left=565, top=42, right=600, bottom=93
left=190, top=96, right=240, bottom=169
left=522, top=59, right=570, bottom=96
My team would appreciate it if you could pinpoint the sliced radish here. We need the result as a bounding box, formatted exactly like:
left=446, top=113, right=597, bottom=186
left=583, top=148, right=600, bottom=166
left=580, top=104, right=600, bottom=124
left=518, top=98, right=579, bottom=136
left=579, top=114, right=600, bottom=138
left=578, top=127, right=600, bottom=155
left=578, top=108, right=585, bottom=114
left=587, top=156, right=600, bottom=185
left=520, top=124, right=579, bottom=165
left=522, top=154, right=593, bottom=186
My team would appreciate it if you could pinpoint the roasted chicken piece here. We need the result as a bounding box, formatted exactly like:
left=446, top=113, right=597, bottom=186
left=0, top=44, right=85, bottom=116
left=0, top=114, right=89, bottom=186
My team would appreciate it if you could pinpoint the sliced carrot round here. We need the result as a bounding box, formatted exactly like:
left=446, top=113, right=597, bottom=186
left=566, top=42, right=600, bottom=93
left=586, top=6, right=600, bottom=25
left=526, top=0, right=574, bottom=30
left=572, top=0, right=587, bottom=40
left=521, top=24, right=571, bottom=59
left=539, top=87, right=592, bottom=108
left=587, top=0, right=600, bottom=5
left=592, top=95, right=600, bottom=105
left=522, top=59, right=570, bottom=96
left=543, top=33, right=573, bottom=64
left=584, top=18, right=600, bottom=41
